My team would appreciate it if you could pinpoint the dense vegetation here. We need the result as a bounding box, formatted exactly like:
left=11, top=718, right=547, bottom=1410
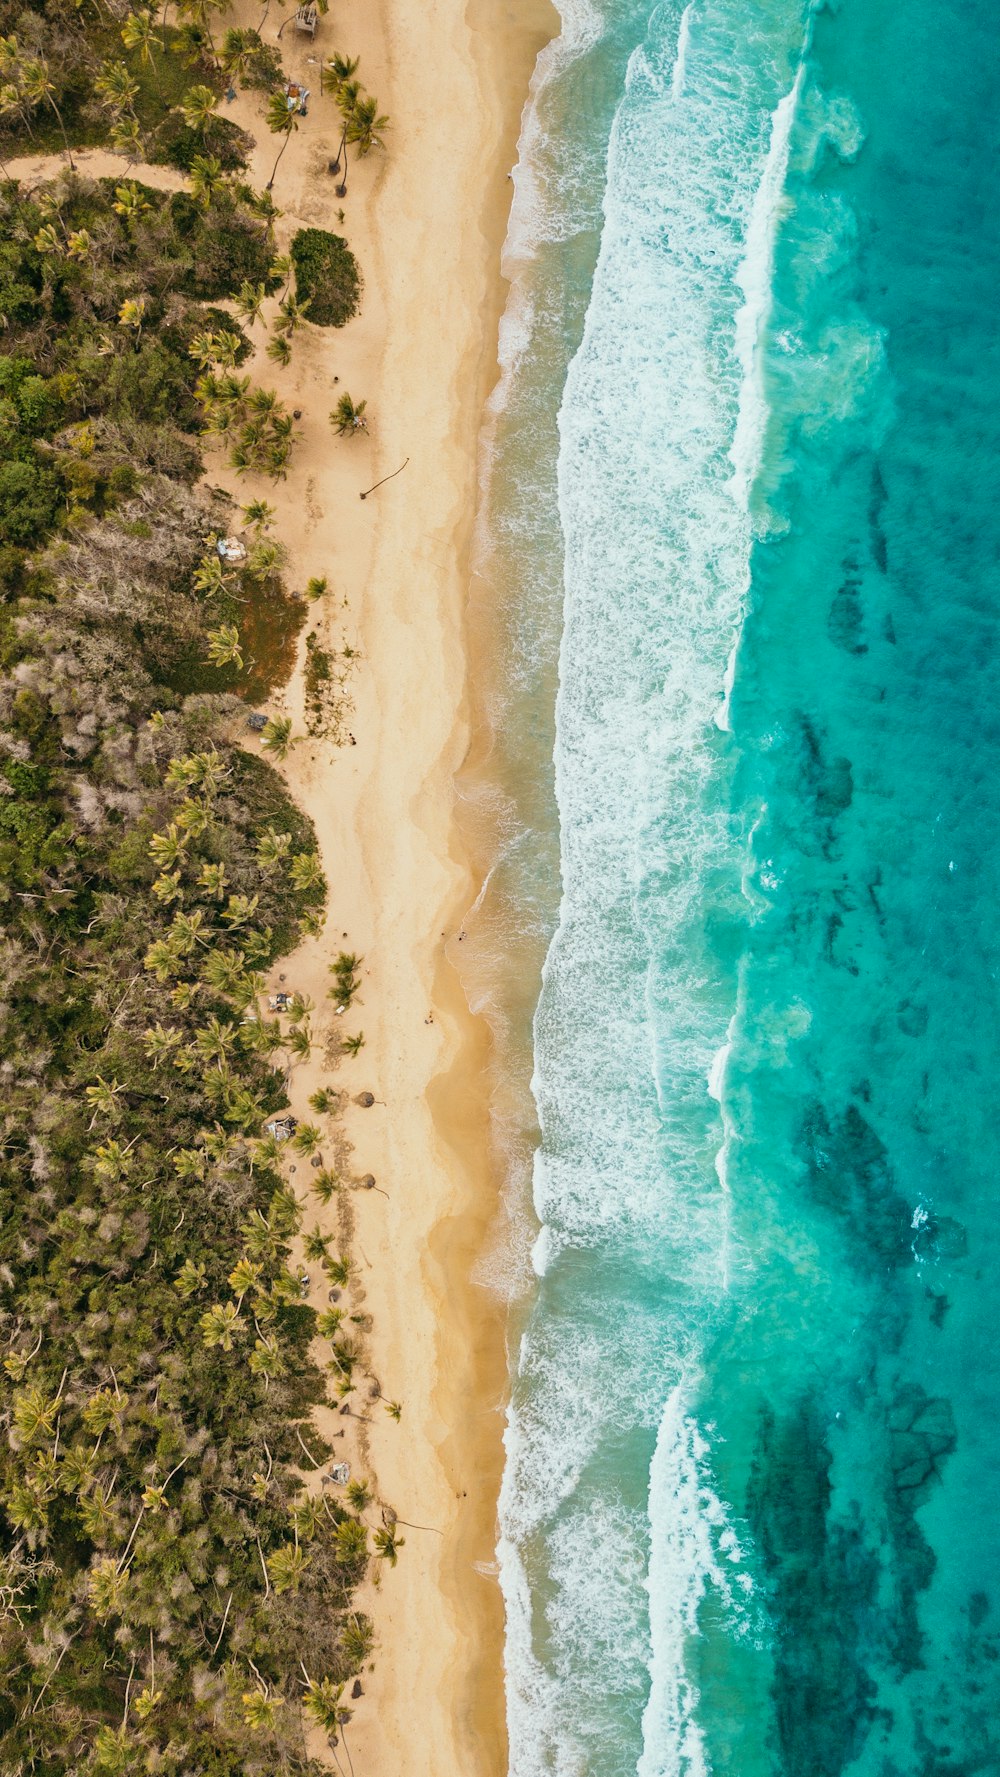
left=290, top=229, right=362, bottom=329
left=0, top=159, right=375, bottom=1777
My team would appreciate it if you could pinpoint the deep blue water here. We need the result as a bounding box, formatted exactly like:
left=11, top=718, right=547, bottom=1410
left=481, top=0, right=1000, bottom=1770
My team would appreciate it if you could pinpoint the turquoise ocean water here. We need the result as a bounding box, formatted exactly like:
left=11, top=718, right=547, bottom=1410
left=464, top=0, right=1000, bottom=1770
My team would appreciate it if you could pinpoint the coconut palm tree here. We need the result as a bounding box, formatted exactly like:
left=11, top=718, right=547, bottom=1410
left=320, top=50, right=359, bottom=96
left=310, top=1169, right=340, bottom=1205
left=177, top=83, right=217, bottom=137
left=290, top=852, right=324, bottom=893
left=189, top=152, right=226, bottom=211
left=373, top=1524, right=404, bottom=1566
left=332, top=1519, right=367, bottom=1564
left=274, top=291, right=310, bottom=338
left=177, top=0, right=226, bottom=68
left=149, top=822, right=189, bottom=869
left=341, top=1031, right=365, bottom=1057
left=243, top=497, right=276, bottom=532
left=121, top=11, right=162, bottom=92
left=113, top=180, right=151, bottom=228
left=241, top=1687, right=284, bottom=1731
left=266, top=334, right=293, bottom=368
left=95, top=60, right=140, bottom=119
left=255, top=826, right=292, bottom=872
left=198, top=860, right=229, bottom=900
left=309, top=1087, right=339, bottom=1114
left=265, top=91, right=297, bottom=192
left=110, top=116, right=144, bottom=163
left=346, top=93, right=389, bottom=156
left=302, top=1675, right=344, bottom=1734
left=118, top=295, right=147, bottom=344
left=221, top=26, right=262, bottom=87
left=21, top=57, right=76, bottom=169
left=331, top=393, right=368, bottom=436
left=261, top=715, right=294, bottom=760
left=336, top=76, right=362, bottom=121
left=84, top=1076, right=124, bottom=1122
left=199, top=1301, right=241, bottom=1350
left=236, top=279, right=267, bottom=329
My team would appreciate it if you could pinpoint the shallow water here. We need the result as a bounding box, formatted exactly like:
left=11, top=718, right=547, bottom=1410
left=472, top=1, right=1000, bottom=1771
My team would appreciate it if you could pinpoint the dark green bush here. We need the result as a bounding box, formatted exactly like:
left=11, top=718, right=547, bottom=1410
left=0, top=460, right=60, bottom=545
left=291, top=227, right=363, bottom=327
left=154, top=111, right=253, bottom=173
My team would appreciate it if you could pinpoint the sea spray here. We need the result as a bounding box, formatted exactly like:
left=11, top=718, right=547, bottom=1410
left=498, top=3, right=809, bottom=1771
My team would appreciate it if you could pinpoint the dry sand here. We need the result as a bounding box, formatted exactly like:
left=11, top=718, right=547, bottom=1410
left=218, top=1, right=554, bottom=1773
left=14, top=0, right=553, bottom=1764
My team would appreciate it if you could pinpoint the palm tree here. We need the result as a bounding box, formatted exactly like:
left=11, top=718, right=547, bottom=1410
left=143, top=1022, right=181, bottom=1065
left=274, top=292, right=310, bottom=338
left=241, top=1687, right=284, bottom=1731
left=198, top=860, right=229, bottom=900
left=199, top=1301, right=241, bottom=1350
left=265, top=91, right=297, bottom=192
left=109, top=116, right=143, bottom=163
left=118, top=295, right=147, bottom=344
left=178, top=0, right=226, bottom=67
left=121, top=11, right=162, bottom=92
left=302, top=1226, right=330, bottom=1262
left=321, top=50, right=359, bottom=96
left=84, top=1076, right=124, bottom=1122
left=331, top=393, right=368, bottom=436
left=236, top=279, right=267, bottom=329
left=346, top=93, right=389, bottom=156
left=341, top=1031, right=365, bottom=1057
left=336, top=76, right=362, bottom=121
left=290, top=851, right=324, bottom=893
left=113, top=180, right=151, bottom=229
left=332, top=1519, right=367, bottom=1564
left=221, top=27, right=262, bottom=87
left=261, top=715, right=294, bottom=760
left=255, top=825, right=292, bottom=872
left=149, top=822, right=188, bottom=869
left=384, top=1398, right=402, bottom=1422
left=311, top=1169, right=340, bottom=1205
left=373, top=1524, right=404, bottom=1566
left=95, top=60, right=140, bottom=119
left=177, top=83, right=217, bottom=137
left=189, top=152, right=226, bottom=211
left=21, top=58, right=76, bottom=170
left=309, top=1087, right=339, bottom=1114
left=243, top=497, right=276, bottom=531
left=302, top=1675, right=344, bottom=1734
left=266, top=334, right=292, bottom=369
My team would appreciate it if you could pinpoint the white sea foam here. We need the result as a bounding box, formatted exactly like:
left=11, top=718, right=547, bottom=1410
left=728, top=67, right=804, bottom=512
left=671, top=4, right=693, bottom=99
left=493, top=0, right=809, bottom=1769
left=638, top=1390, right=753, bottom=1777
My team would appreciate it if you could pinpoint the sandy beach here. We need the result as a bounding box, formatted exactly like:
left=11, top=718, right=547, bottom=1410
left=213, top=0, right=553, bottom=1771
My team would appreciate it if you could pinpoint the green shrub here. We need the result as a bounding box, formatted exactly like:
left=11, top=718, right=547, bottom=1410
left=0, top=460, right=60, bottom=545
left=291, top=227, right=362, bottom=328
left=154, top=112, right=252, bottom=173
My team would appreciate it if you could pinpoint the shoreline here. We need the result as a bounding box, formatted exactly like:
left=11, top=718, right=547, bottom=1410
left=252, top=0, right=555, bottom=1770
left=342, top=3, right=558, bottom=1770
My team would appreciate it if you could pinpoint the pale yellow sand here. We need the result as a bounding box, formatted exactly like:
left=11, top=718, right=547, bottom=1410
left=13, top=0, right=553, bottom=1765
